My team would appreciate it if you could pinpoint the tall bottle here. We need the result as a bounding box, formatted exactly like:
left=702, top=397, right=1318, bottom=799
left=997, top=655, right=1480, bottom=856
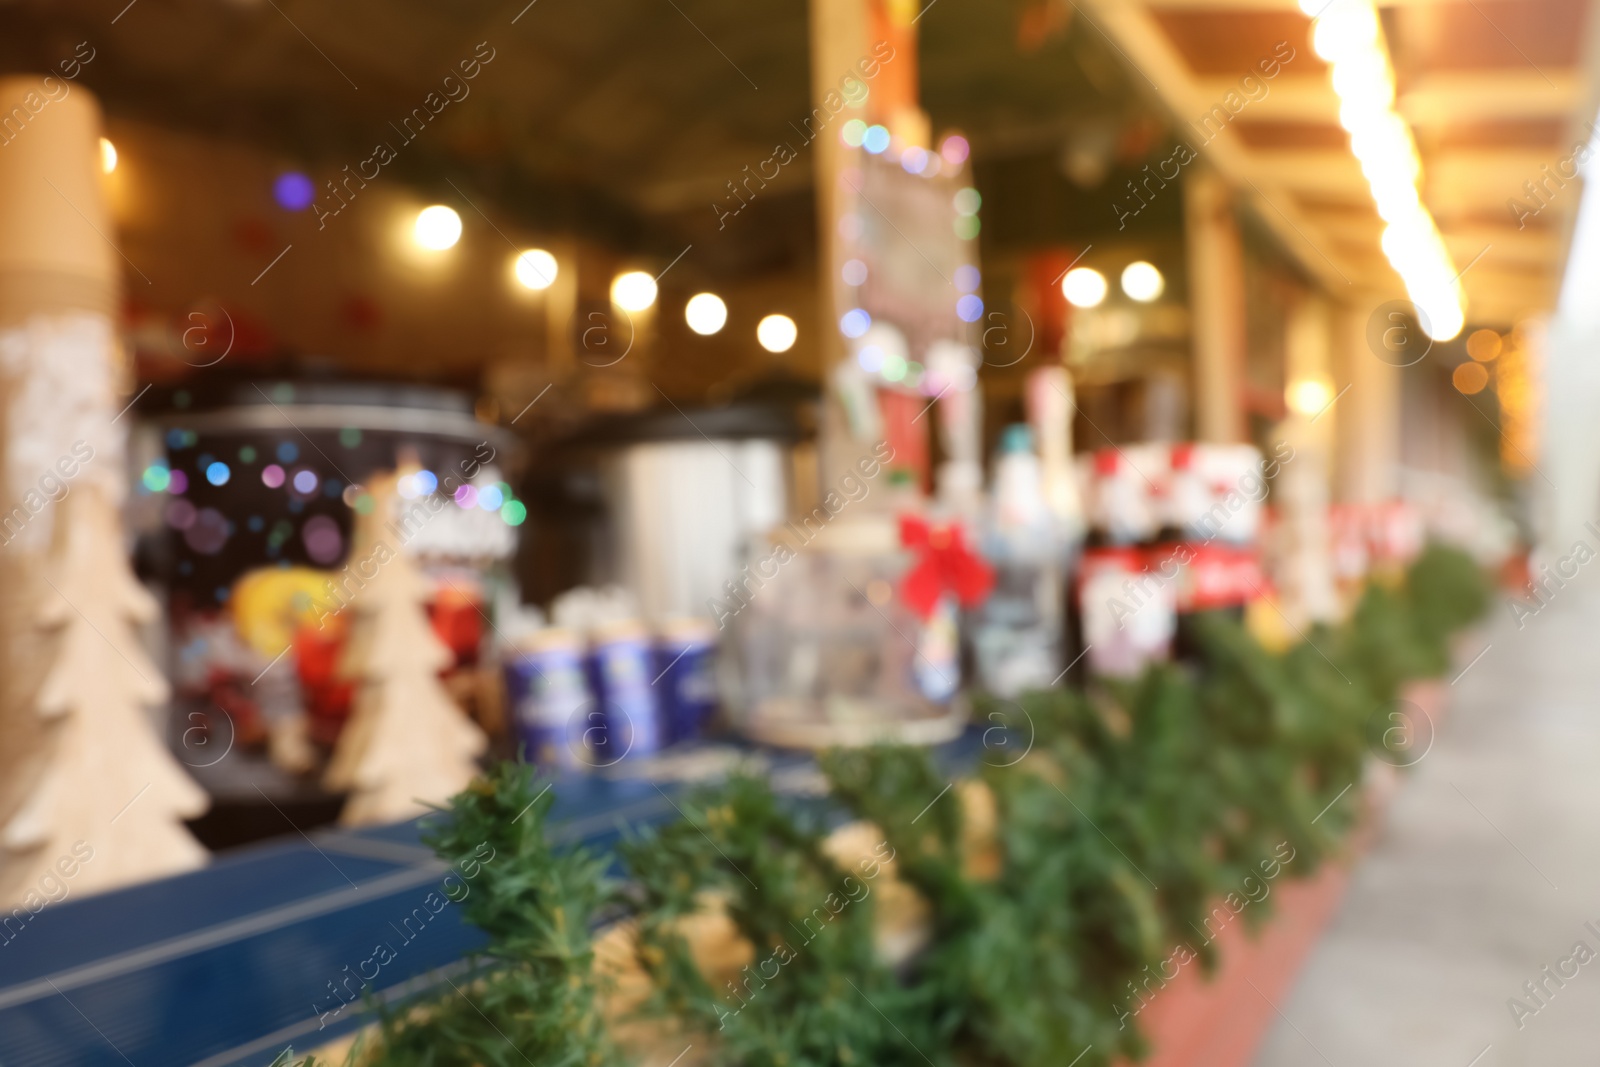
left=1067, top=446, right=1172, bottom=683
left=1154, top=442, right=1268, bottom=661
left=973, top=424, right=1061, bottom=697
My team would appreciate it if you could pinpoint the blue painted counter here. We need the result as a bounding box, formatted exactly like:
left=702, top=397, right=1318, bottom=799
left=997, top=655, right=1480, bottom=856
left=0, top=739, right=985, bottom=1067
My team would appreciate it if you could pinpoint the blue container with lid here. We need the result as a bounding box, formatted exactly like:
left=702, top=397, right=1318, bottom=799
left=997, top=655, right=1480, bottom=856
left=586, top=619, right=662, bottom=765
left=654, top=617, right=718, bottom=743
left=505, top=627, right=591, bottom=770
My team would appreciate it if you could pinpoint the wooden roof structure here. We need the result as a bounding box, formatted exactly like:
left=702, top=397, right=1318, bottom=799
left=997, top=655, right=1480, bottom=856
left=1081, top=0, right=1600, bottom=326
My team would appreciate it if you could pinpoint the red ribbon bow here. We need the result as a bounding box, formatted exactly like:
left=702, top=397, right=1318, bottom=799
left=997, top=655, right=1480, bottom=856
left=898, top=516, right=994, bottom=620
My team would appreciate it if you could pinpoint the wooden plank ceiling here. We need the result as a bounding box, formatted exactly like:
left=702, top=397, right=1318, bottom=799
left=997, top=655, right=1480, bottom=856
left=1081, top=0, right=1599, bottom=327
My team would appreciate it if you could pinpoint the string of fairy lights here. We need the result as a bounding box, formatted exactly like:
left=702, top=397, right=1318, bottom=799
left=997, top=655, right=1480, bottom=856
left=412, top=204, right=800, bottom=353
left=98, top=6, right=1460, bottom=399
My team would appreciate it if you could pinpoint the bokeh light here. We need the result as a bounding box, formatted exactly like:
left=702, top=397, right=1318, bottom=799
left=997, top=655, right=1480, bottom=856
left=1453, top=361, right=1490, bottom=395
left=1287, top=379, right=1334, bottom=416
left=1467, top=329, right=1502, bottom=362
left=611, top=270, right=658, bottom=312
left=1062, top=267, right=1108, bottom=308
left=514, top=248, right=558, bottom=290
left=302, top=515, right=343, bottom=564
left=414, top=205, right=463, bottom=250
left=274, top=172, right=315, bottom=211
left=142, top=464, right=170, bottom=493
left=757, top=314, right=798, bottom=353
left=685, top=293, right=728, bottom=335
left=840, top=309, right=871, bottom=338
left=1121, top=261, right=1165, bottom=302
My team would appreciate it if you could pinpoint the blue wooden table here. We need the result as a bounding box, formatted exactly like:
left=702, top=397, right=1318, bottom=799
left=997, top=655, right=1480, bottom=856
left=0, top=737, right=983, bottom=1067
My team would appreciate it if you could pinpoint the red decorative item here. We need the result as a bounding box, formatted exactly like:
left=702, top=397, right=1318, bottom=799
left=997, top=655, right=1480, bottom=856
left=898, top=516, right=994, bottom=620
left=878, top=387, right=932, bottom=493
left=427, top=583, right=484, bottom=667
left=294, top=624, right=354, bottom=747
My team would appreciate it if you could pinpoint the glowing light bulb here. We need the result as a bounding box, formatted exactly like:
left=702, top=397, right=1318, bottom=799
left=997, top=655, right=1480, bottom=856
left=1120, top=261, right=1164, bottom=302
left=1313, top=1, right=1380, bottom=62
left=685, top=292, right=728, bottom=335
left=99, top=137, right=117, bottom=174
left=1062, top=267, right=1107, bottom=308
left=757, top=314, right=797, bottom=353
left=514, top=248, right=557, bottom=290
left=1287, top=379, right=1333, bottom=416
left=611, top=270, right=658, bottom=312
left=414, top=205, right=462, bottom=250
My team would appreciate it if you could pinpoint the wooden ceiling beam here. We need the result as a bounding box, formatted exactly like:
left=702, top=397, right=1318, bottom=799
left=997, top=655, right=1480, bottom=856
left=1076, top=0, right=1366, bottom=294
left=1189, top=76, right=1339, bottom=123
left=1443, top=227, right=1563, bottom=265
left=1143, top=0, right=1561, bottom=10
left=1193, top=70, right=1584, bottom=127
left=1249, top=148, right=1367, bottom=193
left=1400, top=71, right=1585, bottom=125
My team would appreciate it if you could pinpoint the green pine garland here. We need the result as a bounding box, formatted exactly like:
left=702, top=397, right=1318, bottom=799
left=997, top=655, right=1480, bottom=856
left=620, top=774, right=942, bottom=1067
left=280, top=543, right=1488, bottom=1067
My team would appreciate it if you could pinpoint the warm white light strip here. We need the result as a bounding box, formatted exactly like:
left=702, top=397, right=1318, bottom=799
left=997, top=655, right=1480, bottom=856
left=1557, top=107, right=1600, bottom=329
left=1304, top=0, right=1464, bottom=340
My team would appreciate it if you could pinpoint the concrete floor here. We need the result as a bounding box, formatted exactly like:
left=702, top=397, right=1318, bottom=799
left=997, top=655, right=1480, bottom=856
left=1253, top=573, right=1600, bottom=1067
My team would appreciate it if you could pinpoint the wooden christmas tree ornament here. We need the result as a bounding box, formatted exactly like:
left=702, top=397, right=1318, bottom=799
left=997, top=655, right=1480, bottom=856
left=324, top=473, right=487, bottom=826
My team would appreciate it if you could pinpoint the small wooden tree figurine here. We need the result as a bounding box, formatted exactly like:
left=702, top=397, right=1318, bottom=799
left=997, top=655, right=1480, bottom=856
left=0, top=485, right=208, bottom=903
left=325, top=475, right=486, bottom=826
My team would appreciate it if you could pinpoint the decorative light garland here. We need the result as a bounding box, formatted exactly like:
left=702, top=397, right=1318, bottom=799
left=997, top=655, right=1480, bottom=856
left=1304, top=0, right=1465, bottom=340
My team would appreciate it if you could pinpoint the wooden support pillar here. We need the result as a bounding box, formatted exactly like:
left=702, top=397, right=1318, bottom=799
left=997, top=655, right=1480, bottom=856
left=1333, top=298, right=1400, bottom=504
left=810, top=0, right=871, bottom=493
left=1183, top=168, right=1247, bottom=443
left=1277, top=292, right=1338, bottom=625
left=809, top=0, right=922, bottom=490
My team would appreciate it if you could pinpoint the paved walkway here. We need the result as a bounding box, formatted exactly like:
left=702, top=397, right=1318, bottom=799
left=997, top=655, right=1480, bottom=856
left=1254, top=572, right=1600, bottom=1067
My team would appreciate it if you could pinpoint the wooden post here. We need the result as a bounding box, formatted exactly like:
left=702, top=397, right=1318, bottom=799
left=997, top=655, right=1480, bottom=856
left=1183, top=168, right=1246, bottom=443
left=810, top=0, right=872, bottom=492
left=1334, top=297, right=1400, bottom=504
left=1277, top=293, right=1338, bottom=626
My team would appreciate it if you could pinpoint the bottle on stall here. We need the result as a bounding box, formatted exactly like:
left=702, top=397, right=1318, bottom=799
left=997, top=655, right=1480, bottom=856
left=1154, top=442, right=1267, bottom=662
left=1066, top=447, right=1174, bottom=683
left=973, top=424, right=1063, bottom=697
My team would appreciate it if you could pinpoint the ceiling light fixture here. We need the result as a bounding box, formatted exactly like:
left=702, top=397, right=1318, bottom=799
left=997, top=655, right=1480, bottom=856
left=1305, top=0, right=1463, bottom=340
